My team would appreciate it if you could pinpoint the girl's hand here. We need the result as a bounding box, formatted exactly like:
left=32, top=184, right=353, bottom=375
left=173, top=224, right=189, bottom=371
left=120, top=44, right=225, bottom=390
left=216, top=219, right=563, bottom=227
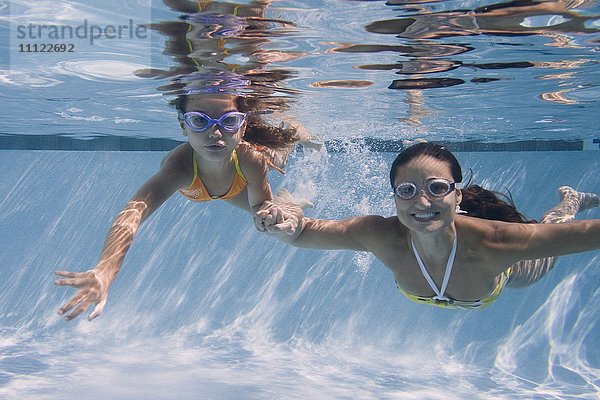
left=54, top=269, right=109, bottom=321
left=255, top=201, right=302, bottom=236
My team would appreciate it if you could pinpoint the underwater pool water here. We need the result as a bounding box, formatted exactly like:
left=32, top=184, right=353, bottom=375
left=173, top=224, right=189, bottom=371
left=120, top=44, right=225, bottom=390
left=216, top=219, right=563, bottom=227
left=1, top=150, right=600, bottom=399
left=1, top=0, right=600, bottom=399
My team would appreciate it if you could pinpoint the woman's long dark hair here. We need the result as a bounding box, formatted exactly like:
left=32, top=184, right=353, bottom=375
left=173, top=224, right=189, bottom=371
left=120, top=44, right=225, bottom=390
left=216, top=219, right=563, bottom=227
left=390, top=142, right=536, bottom=223
left=170, top=94, right=300, bottom=150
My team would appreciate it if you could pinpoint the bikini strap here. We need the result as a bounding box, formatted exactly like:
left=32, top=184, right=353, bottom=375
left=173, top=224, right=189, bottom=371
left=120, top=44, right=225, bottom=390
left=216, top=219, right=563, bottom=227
left=264, top=157, right=285, bottom=175
left=252, top=145, right=285, bottom=175
left=410, top=228, right=457, bottom=303
left=232, top=149, right=246, bottom=181
left=192, top=151, right=199, bottom=180
left=185, top=24, right=200, bottom=67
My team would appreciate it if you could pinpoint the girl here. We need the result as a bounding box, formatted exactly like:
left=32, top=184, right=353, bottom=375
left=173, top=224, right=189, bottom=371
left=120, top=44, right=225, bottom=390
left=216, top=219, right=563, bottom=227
left=55, top=92, right=309, bottom=320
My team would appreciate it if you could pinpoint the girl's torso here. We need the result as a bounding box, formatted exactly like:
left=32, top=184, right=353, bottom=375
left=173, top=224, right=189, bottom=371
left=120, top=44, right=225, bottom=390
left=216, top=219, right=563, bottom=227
left=179, top=147, right=248, bottom=202
left=163, top=142, right=248, bottom=201
left=163, top=141, right=279, bottom=210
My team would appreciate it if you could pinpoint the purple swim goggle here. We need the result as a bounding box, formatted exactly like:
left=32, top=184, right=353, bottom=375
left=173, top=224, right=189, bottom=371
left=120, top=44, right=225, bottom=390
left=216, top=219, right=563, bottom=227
left=180, top=111, right=246, bottom=132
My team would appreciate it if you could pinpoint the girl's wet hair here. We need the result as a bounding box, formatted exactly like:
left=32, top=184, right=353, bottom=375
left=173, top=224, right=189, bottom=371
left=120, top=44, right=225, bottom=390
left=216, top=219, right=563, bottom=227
left=170, top=94, right=300, bottom=150
left=390, top=142, right=536, bottom=223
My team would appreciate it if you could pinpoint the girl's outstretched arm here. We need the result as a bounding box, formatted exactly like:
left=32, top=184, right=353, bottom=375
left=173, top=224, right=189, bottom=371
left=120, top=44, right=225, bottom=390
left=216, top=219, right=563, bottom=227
left=54, top=152, right=189, bottom=321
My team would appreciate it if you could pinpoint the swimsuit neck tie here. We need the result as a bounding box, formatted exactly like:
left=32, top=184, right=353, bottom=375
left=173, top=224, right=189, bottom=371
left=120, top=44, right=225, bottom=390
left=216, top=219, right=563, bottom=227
left=410, top=228, right=457, bottom=303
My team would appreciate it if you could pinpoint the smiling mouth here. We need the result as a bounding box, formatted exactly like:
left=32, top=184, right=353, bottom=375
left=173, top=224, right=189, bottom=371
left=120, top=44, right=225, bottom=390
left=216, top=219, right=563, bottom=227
left=411, top=211, right=440, bottom=222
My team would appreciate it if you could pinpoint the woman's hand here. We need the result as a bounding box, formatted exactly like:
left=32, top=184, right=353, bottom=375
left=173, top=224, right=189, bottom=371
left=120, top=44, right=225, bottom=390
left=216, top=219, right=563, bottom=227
left=255, top=201, right=303, bottom=236
left=54, top=269, right=110, bottom=321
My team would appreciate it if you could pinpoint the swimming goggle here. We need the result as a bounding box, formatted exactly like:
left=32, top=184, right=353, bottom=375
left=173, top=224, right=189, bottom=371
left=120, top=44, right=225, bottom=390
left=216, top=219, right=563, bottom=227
left=180, top=111, right=246, bottom=132
left=394, top=178, right=462, bottom=200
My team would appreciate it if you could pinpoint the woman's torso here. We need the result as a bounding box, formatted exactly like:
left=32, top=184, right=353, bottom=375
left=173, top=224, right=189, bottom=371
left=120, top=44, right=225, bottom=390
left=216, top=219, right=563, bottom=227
left=370, top=216, right=508, bottom=303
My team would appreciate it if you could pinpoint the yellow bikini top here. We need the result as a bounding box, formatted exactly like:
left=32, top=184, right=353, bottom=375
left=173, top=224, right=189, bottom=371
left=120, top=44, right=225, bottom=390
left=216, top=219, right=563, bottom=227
left=179, top=150, right=247, bottom=202
left=397, top=231, right=510, bottom=309
left=396, top=269, right=509, bottom=310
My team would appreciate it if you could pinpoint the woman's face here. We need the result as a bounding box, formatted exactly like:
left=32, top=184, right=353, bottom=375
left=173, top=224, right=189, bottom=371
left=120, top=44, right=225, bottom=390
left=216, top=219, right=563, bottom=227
left=180, top=94, right=246, bottom=160
left=393, top=155, right=462, bottom=234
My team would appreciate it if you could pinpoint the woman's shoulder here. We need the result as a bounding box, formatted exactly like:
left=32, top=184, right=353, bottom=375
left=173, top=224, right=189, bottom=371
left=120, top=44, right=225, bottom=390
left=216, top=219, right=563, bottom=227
left=350, top=215, right=406, bottom=242
left=455, top=214, right=512, bottom=236
left=361, top=214, right=401, bottom=228
left=352, top=215, right=408, bottom=253
left=454, top=215, right=518, bottom=259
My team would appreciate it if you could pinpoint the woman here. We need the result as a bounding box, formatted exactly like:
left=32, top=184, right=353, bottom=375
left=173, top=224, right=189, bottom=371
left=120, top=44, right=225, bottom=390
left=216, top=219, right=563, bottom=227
left=258, top=142, right=600, bottom=309
left=54, top=92, right=310, bottom=321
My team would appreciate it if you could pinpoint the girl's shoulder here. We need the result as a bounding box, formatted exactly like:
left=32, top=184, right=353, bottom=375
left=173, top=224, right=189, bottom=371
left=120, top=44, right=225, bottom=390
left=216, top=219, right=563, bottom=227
left=235, top=142, right=271, bottom=170
left=160, top=142, right=194, bottom=175
left=235, top=141, right=264, bottom=156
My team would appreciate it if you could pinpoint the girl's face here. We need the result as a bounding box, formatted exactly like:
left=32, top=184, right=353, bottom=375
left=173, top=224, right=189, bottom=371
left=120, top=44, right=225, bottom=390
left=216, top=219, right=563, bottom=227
left=180, top=94, right=246, bottom=160
left=393, top=155, right=462, bottom=234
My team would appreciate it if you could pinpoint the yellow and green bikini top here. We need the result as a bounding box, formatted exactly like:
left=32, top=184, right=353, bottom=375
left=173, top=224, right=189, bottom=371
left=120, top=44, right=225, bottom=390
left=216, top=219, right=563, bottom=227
left=396, top=272, right=509, bottom=310
left=397, top=231, right=509, bottom=310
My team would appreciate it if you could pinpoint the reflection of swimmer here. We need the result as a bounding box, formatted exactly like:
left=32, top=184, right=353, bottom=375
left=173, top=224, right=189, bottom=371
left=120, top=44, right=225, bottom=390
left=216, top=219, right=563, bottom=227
left=365, top=0, right=599, bottom=40
left=164, top=0, right=274, bottom=17
left=259, top=143, right=600, bottom=309
left=137, top=0, right=301, bottom=80
left=397, top=90, right=435, bottom=126
left=54, top=92, right=311, bottom=321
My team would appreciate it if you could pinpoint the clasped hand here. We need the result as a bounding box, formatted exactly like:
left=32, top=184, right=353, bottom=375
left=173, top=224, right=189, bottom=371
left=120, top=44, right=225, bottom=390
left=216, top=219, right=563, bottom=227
left=254, top=200, right=302, bottom=235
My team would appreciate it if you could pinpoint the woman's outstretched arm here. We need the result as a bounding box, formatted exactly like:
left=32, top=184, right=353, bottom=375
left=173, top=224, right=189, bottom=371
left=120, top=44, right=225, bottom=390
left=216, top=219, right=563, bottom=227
left=256, top=201, right=391, bottom=251
left=467, top=216, right=600, bottom=277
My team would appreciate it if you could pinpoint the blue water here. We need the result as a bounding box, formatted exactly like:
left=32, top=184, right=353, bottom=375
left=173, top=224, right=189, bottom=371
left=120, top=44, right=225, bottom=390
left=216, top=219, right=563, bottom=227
left=1, top=0, right=600, bottom=399
left=1, top=150, right=600, bottom=399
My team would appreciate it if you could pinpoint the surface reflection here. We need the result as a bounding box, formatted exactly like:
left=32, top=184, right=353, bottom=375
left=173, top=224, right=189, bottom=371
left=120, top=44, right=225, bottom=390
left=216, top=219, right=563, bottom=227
left=133, top=0, right=313, bottom=155
left=138, top=0, right=304, bottom=99
left=329, top=0, right=599, bottom=126
left=366, top=0, right=598, bottom=39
